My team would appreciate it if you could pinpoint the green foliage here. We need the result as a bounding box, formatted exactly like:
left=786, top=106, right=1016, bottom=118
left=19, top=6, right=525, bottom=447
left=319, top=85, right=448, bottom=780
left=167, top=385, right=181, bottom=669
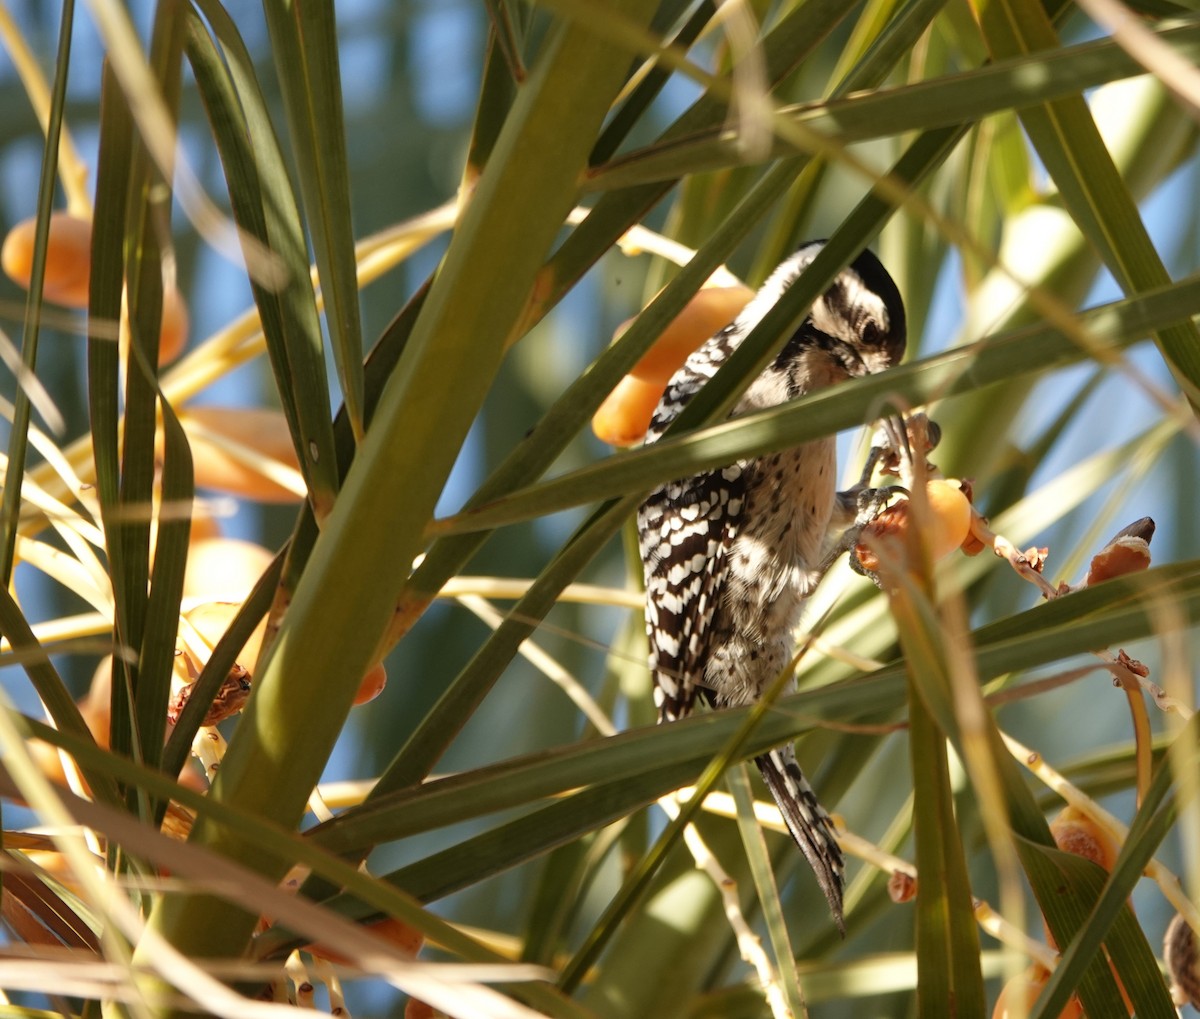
left=0, top=2, right=1198, bottom=1017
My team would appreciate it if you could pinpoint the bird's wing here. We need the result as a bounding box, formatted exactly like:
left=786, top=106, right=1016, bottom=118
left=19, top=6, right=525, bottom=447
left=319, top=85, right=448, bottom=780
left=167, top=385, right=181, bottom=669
left=638, top=462, right=746, bottom=723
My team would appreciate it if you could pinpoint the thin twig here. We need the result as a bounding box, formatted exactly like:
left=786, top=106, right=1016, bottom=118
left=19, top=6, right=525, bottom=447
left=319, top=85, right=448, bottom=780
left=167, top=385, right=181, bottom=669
left=681, top=788, right=1059, bottom=969
left=1002, top=729, right=1200, bottom=933
left=658, top=792, right=793, bottom=1019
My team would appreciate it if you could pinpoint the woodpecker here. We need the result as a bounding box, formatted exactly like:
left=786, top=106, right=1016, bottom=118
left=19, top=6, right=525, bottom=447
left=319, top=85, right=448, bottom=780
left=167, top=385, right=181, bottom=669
left=637, top=241, right=906, bottom=929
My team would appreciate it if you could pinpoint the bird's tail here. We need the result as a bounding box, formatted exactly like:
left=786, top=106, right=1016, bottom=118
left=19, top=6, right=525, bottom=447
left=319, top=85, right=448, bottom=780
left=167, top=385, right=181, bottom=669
left=756, top=746, right=845, bottom=933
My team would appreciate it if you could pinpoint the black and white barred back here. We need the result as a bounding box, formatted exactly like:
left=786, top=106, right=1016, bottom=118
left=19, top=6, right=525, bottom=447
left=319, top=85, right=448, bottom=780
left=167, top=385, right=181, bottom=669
left=637, top=242, right=906, bottom=930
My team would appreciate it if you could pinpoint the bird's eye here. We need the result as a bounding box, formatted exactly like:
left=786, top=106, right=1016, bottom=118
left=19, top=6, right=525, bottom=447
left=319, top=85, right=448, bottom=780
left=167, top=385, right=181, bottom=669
left=860, top=320, right=883, bottom=348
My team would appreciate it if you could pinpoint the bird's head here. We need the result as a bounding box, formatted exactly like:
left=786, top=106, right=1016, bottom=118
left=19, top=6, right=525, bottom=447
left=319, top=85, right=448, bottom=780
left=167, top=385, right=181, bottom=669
left=765, top=241, right=907, bottom=385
